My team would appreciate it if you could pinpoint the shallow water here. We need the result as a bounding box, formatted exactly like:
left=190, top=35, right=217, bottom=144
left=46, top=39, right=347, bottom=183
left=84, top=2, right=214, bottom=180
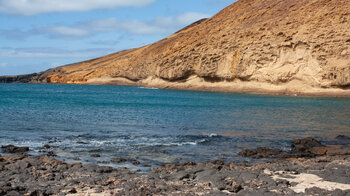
left=0, top=84, right=349, bottom=169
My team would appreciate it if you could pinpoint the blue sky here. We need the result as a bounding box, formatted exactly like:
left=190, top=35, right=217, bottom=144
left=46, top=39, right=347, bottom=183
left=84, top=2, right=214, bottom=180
left=0, top=0, right=234, bottom=76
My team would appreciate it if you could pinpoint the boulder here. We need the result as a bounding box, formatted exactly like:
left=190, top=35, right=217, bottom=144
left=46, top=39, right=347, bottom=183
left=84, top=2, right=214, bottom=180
left=42, top=144, right=51, bottom=149
left=335, top=135, right=350, bottom=140
left=91, top=154, right=101, bottom=157
left=111, top=158, right=127, bottom=163
left=335, top=135, right=350, bottom=145
left=291, top=137, right=325, bottom=153
left=1, top=145, right=29, bottom=153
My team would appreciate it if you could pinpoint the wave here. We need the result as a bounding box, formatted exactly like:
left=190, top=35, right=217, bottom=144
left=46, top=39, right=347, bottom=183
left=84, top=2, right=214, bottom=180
left=137, top=87, right=159, bottom=90
left=208, top=133, right=218, bottom=137
left=143, top=139, right=207, bottom=147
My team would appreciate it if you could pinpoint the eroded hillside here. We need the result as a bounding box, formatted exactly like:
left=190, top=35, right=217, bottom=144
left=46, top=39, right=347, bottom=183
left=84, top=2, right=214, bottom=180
left=1, top=0, right=350, bottom=96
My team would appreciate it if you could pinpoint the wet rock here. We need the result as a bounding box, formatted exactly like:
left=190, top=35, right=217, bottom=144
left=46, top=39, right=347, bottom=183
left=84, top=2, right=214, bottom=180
left=111, top=158, right=127, bottom=163
left=309, top=147, right=328, bottom=156
left=153, top=150, right=169, bottom=154
left=131, top=160, right=141, bottom=165
left=47, top=151, right=57, bottom=157
left=96, top=166, right=113, bottom=173
left=91, top=153, right=101, bottom=157
left=239, top=138, right=330, bottom=159
left=182, top=161, right=196, bottom=166
left=238, top=147, right=284, bottom=158
left=291, top=137, right=325, bottom=153
left=77, top=141, right=88, bottom=144
left=43, top=144, right=51, bottom=149
left=1, top=145, right=29, bottom=153
left=335, top=135, right=350, bottom=145
left=0, top=138, right=349, bottom=196
left=97, top=161, right=110, bottom=164
left=335, top=135, right=350, bottom=140
left=211, top=160, right=225, bottom=165
left=48, top=140, right=57, bottom=143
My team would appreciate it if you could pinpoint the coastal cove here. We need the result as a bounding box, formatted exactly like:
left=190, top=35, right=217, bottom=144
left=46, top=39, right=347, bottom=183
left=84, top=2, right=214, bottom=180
left=1, top=0, right=350, bottom=194
left=1, top=83, right=350, bottom=170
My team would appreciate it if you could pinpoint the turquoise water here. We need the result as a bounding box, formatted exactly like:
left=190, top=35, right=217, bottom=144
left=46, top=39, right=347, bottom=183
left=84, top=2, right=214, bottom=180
left=1, top=83, right=350, bottom=169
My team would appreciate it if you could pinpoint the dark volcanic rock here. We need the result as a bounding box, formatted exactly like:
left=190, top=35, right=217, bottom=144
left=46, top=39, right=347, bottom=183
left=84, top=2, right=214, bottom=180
left=336, top=135, right=350, bottom=140
left=238, top=137, right=347, bottom=159
left=1, top=145, right=29, bottom=153
left=291, top=137, right=325, bottom=153
left=47, top=151, right=57, bottom=157
left=1, top=137, right=350, bottom=195
left=238, top=147, right=284, bottom=159
left=111, top=158, right=127, bottom=163
left=91, top=153, right=101, bottom=157
left=0, top=152, right=349, bottom=195
left=77, top=141, right=88, bottom=144
left=131, top=160, right=140, bottom=165
left=42, top=144, right=51, bottom=149
left=335, top=135, right=350, bottom=145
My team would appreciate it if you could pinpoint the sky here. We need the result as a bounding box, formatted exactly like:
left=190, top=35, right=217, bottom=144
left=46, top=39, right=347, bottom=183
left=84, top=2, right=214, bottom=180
left=0, top=0, right=234, bottom=76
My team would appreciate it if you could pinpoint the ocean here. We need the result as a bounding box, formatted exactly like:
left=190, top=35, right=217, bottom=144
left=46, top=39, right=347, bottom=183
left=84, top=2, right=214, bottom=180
left=1, top=83, right=349, bottom=170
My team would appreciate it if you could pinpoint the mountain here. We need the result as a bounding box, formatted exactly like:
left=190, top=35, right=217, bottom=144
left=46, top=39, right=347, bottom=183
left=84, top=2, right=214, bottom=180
left=1, top=0, right=350, bottom=96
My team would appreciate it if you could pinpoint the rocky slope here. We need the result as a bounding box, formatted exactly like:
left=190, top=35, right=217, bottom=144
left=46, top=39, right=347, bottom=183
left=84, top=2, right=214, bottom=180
left=1, top=0, right=350, bottom=96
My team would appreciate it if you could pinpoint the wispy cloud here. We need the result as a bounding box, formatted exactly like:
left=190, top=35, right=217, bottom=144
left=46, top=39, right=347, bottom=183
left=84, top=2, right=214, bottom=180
left=90, top=40, right=120, bottom=46
left=0, top=62, right=8, bottom=67
left=45, top=12, right=211, bottom=38
left=1, top=12, right=211, bottom=40
left=0, top=0, right=155, bottom=15
left=176, top=12, right=211, bottom=25
left=46, top=26, right=89, bottom=38
left=0, top=47, right=113, bottom=58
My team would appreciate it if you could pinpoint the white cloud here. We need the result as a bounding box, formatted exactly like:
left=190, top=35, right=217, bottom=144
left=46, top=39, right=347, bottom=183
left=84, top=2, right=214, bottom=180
left=0, top=47, right=113, bottom=58
left=0, top=62, right=8, bottom=67
left=0, top=0, right=155, bottom=15
left=90, top=40, right=120, bottom=46
left=46, top=26, right=89, bottom=38
left=49, top=12, right=211, bottom=38
left=0, top=12, right=211, bottom=40
left=176, top=12, right=211, bottom=25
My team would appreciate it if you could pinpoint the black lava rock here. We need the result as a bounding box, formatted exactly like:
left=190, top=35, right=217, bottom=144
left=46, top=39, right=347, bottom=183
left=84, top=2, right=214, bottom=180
left=291, top=137, right=325, bottom=153
left=1, top=145, right=29, bottom=153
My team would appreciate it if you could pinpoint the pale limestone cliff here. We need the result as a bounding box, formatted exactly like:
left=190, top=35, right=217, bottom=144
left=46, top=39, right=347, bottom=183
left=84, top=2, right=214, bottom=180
left=1, top=0, right=350, bottom=96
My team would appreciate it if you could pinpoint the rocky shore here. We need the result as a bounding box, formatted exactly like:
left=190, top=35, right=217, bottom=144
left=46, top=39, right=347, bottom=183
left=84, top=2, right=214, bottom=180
left=1, top=137, right=350, bottom=195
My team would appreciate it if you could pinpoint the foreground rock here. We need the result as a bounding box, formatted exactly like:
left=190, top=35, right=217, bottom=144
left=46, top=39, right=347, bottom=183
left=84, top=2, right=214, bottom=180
left=1, top=150, right=350, bottom=195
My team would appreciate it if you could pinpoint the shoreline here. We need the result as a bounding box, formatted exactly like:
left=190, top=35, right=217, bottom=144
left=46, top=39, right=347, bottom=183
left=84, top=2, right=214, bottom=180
left=2, top=75, right=350, bottom=97
left=1, top=153, right=349, bottom=195
left=1, top=137, right=350, bottom=195
left=86, top=76, right=350, bottom=98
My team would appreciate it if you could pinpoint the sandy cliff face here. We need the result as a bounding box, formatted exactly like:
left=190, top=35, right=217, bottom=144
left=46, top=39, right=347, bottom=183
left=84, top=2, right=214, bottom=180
left=1, top=0, right=350, bottom=95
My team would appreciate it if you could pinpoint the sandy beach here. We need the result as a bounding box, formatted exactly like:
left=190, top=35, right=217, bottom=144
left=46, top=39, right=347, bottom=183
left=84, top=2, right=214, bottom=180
left=86, top=76, right=350, bottom=97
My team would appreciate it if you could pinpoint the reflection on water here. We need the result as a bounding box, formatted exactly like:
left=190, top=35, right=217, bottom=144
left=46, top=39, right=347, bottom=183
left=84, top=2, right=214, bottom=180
left=0, top=83, right=349, bottom=169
